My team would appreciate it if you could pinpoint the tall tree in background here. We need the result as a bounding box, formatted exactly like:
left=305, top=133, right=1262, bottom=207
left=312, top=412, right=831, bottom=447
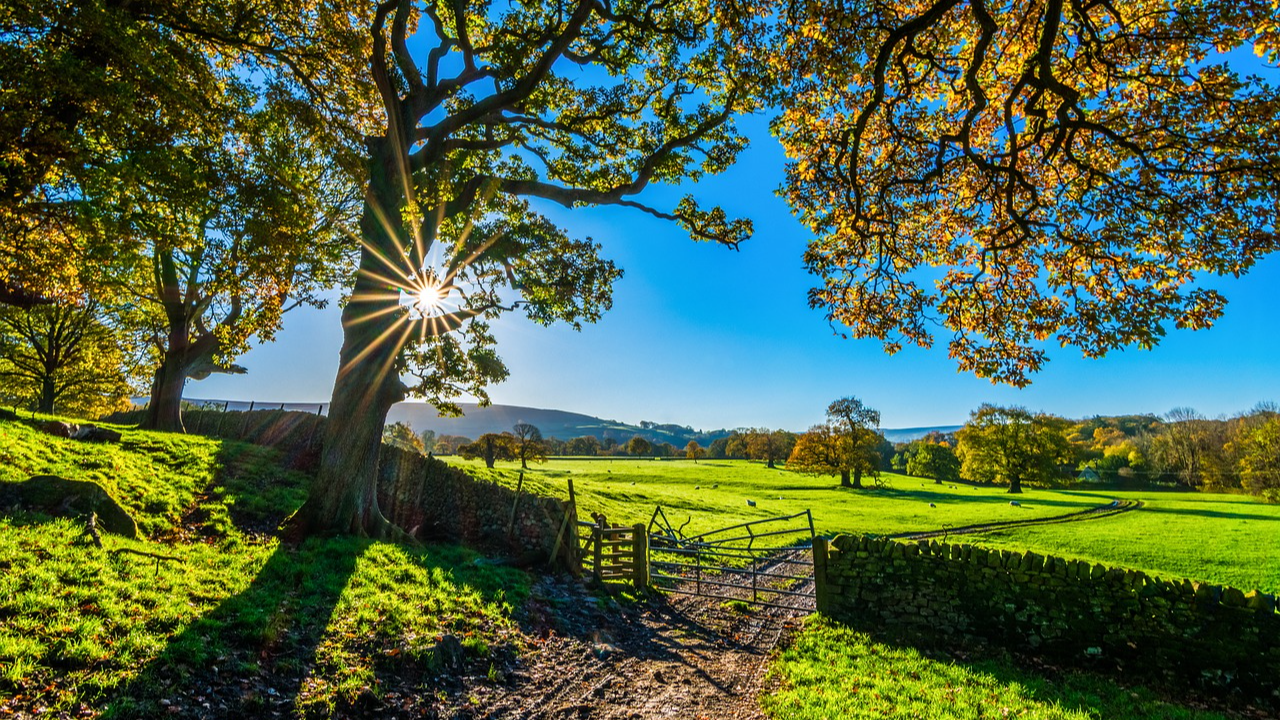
left=0, top=301, right=140, bottom=416
left=1237, top=416, right=1280, bottom=502
left=383, top=421, right=426, bottom=454
left=905, top=442, right=962, bottom=484
left=458, top=433, right=514, bottom=468
left=775, top=0, right=1280, bottom=386
left=511, top=422, right=547, bottom=469
left=957, top=404, right=1071, bottom=493
left=826, top=397, right=882, bottom=488
left=745, top=428, right=797, bottom=469
left=106, top=105, right=359, bottom=433
left=626, top=436, right=654, bottom=458
left=787, top=423, right=856, bottom=487
left=295, top=0, right=767, bottom=536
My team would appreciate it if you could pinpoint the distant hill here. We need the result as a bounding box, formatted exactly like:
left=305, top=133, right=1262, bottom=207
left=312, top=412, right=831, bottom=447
left=880, top=426, right=963, bottom=443
left=384, top=403, right=736, bottom=446
left=178, top=398, right=959, bottom=446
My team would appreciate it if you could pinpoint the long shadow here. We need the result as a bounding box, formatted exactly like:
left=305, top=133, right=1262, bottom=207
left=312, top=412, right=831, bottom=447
left=101, top=538, right=364, bottom=719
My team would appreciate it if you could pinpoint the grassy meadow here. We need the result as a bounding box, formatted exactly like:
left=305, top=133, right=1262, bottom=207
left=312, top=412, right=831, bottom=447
left=3, top=417, right=1273, bottom=719
left=450, top=456, right=1280, bottom=593
left=0, top=417, right=528, bottom=717
left=764, top=617, right=1230, bottom=720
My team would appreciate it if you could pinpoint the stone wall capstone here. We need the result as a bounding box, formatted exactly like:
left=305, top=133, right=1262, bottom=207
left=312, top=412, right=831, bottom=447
left=815, top=534, right=1280, bottom=703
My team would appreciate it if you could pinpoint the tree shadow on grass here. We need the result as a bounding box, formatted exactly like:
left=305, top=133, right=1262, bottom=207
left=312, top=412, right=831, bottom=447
left=101, top=538, right=363, bottom=719
left=796, top=619, right=1248, bottom=719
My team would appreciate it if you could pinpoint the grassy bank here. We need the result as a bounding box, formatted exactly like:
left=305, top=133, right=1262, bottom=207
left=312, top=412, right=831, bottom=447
left=0, top=417, right=528, bottom=717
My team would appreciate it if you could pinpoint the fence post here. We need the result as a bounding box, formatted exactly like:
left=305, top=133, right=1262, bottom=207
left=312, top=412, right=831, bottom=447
left=592, top=521, right=604, bottom=583
left=632, top=523, right=649, bottom=590
left=239, top=400, right=255, bottom=437
left=813, top=536, right=830, bottom=614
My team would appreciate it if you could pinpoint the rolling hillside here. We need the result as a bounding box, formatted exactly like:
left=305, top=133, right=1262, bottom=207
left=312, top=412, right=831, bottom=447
left=178, top=398, right=958, bottom=445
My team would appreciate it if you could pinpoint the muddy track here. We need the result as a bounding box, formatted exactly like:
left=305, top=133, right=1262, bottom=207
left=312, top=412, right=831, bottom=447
left=474, top=553, right=815, bottom=720
left=891, top=498, right=1142, bottom=541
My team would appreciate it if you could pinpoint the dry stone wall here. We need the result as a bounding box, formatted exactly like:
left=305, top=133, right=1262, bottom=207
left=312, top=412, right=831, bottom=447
left=378, top=446, right=579, bottom=571
left=815, top=534, right=1280, bottom=702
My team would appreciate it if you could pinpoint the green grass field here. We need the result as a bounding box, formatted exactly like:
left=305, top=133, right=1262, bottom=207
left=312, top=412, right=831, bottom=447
left=0, top=418, right=528, bottom=717
left=966, top=490, right=1280, bottom=594
left=764, top=617, right=1228, bottom=720
left=450, top=457, right=1280, bottom=593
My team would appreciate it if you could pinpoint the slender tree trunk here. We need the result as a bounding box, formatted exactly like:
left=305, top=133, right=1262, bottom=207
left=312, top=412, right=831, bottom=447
left=292, top=139, right=409, bottom=539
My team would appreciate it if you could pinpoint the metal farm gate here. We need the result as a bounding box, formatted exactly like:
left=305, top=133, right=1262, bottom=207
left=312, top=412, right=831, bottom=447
left=645, top=506, right=817, bottom=610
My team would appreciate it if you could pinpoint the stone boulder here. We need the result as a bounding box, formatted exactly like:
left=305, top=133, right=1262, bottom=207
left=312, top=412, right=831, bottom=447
left=2, top=475, right=138, bottom=539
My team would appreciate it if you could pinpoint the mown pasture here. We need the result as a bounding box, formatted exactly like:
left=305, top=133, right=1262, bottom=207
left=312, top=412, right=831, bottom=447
left=450, top=457, right=1280, bottom=594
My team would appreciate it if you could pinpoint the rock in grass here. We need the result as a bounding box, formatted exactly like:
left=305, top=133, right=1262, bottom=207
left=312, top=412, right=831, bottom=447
left=4, top=475, right=138, bottom=539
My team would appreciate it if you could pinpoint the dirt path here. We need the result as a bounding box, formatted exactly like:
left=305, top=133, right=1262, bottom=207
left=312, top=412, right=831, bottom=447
left=891, top=498, right=1142, bottom=541
left=474, top=558, right=814, bottom=720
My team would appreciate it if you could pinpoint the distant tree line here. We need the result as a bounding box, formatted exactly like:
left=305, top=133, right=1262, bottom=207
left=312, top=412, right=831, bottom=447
left=381, top=397, right=1280, bottom=504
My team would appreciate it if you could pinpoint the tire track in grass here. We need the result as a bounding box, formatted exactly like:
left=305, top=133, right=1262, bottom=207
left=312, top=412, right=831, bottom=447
left=890, top=498, right=1142, bottom=541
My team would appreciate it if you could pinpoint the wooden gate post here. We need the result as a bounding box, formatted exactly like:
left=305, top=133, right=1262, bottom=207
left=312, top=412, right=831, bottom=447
left=813, top=536, right=830, bottom=613
left=632, top=523, right=649, bottom=590
left=592, top=513, right=606, bottom=582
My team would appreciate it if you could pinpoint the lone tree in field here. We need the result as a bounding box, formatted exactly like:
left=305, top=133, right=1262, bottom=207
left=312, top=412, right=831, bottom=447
left=956, top=404, right=1071, bottom=494
left=774, top=0, right=1280, bottom=386
left=293, top=0, right=765, bottom=537
left=458, top=433, right=515, bottom=469
left=787, top=424, right=856, bottom=487
left=511, top=422, right=547, bottom=469
left=824, top=397, right=882, bottom=488
left=685, top=440, right=705, bottom=463
left=745, top=428, right=797, bottom=469
left=904, top=442, right=962, bottom=485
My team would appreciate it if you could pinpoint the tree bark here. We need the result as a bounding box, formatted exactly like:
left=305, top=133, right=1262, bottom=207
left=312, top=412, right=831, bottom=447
left=291, top=138, right=409, bottom=539
left=38, top=375, right=56, bottom=414
left=1007, top=476, right=1023, bottom=494
left=143, top=359, right=187, bottom=432
left=852, top=468, right=864, bottom=489
left=766, top=457, right=775, bottom=469
left=840, top=470, right=852, bottom=487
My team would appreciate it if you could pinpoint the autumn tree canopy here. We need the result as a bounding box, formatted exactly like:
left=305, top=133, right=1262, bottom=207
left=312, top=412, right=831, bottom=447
left=0, top=301, right=140, bottom=416
left=956, top=404, right=1072, bottom=493
left=775, top=0, right=1280, bottom=386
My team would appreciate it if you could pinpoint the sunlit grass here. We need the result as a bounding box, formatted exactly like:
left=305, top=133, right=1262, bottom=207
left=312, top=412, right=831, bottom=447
left=764, top=617, right=1228, bottom=720
left=0, top=415, right=529, bottom=717
left=448, top=457, right=1280, bottom=592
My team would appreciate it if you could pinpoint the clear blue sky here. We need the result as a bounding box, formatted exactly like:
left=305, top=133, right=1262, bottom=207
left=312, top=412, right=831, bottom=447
left=196, top=112, right=1279, bottom=432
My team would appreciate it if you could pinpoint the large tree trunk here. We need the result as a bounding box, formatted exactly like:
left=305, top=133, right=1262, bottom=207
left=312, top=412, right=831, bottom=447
left=766, top=457, right=775, bottom=469
left=851, top=468, right=864, bottom=489
left=840, top=470, right=852, bottom=487
left=1007, top=476, right=1023, bottom=494
left=292, top=139, right=409, bottom=539
left=140, top=313, right=192, bottom=433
